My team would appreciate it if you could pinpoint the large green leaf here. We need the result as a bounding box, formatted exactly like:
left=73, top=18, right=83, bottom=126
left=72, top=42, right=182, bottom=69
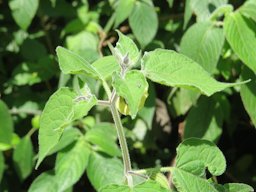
left=223, top=183, right=254, bottom=192
left=85, top=123, right=121, bottom=156
left=87, top=152, right=124, bottom=191
left=176, top=138, right=226, bottom=176
left=0, top=152, right=4, bottom=182
left=100, top=180, right=170, bottom=192
left=56, top=46, right=100, bottom=78
left=0, top=100, right=13, bottom=146
left=13, top=137, right=34, bottom=180
left=36, top=87, right=96, bottom=168
left=114, top=30, right=140, bottom=67
left=180, top=22, right=225, bottom=73
left=239, top=0, right=256, bottom=22
left=171, top=168, right=218, bottom=192
left=240, top=67, right=256, bottom=127
left=129, top=1, right=158, bottom=47
left=55, top=138, right=91, bottom=192
left=28, top=171, right=58, bottom=192
left=114, top=0, right=135, bottom=27
left=92, top=56, right=120, bottom=80
left=142, top=49, right=247, bottom=96
left=184, top=96, right=224, bottom=142
left=224, top=12, right=256, bottom=73
left=113, top=70, right=149, bottom=119
left=9, top=0, right=39, bottom=30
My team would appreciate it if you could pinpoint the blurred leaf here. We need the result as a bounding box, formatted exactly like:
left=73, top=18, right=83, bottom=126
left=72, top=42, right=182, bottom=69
left=55, top=138, right=91, bottom=192
left=66, top=31, right=99, bottom=62
left=223, top=183, right=254, bottom=192
left=138, top=82, right=156, bottom=129
left=113, top=70, right=148, bottom=119
left=167, top=0, right=174, bottom=8
left=191, top=0, right=227, bottom=22
left=129, top=1, right=158, bottom=47
left=92, top=56, right=120, bottom=80
left=13, top=137, right=34, bottom=180
left=87, top=152, right=124, bottom=191
left=36, top=88, right=97, bottom=168
left=224, top=12, right=256, bottom=73
left=240, top=0, right=256, bottom=22
left=0, top=152, right=4, bottom=182
left=184, top=96, right=224, bottom=142
left=114, top=0, right=135, bottom=27
left=142, top=49, right=247, bottom=96
left=240, top=66, right=256, bottom=127
left=21, top=39, right=47, bottom=61
left=9, top=0, right=39, bottom=30
left=176, top=138, right=226, bottom=176
left=28, top=171, right=58, bottom=192
left=0, top=100, right=13, bottom=146
left=169, top=88, right=199, bottom=117
left=180, top=22, right=225, bottom=73
left=85, top=123, right=121, bottom=157
left=100, top=180, right=170, bottom=192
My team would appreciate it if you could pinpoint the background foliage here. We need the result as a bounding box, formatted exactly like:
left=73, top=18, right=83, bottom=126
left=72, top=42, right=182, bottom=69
left=0, top=0, right=256, bottom=191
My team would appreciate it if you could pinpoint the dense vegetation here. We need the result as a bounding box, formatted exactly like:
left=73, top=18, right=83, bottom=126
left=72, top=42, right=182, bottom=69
left=0, top=0, right=255, bottom=191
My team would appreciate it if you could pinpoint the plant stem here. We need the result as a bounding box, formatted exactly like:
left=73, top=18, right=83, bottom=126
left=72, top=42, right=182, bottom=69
left=110, top=92, right=133, bottom=186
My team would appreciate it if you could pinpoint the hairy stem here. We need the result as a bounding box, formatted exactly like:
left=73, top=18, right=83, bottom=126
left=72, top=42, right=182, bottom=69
left=110, top=92, right=133, bottom=186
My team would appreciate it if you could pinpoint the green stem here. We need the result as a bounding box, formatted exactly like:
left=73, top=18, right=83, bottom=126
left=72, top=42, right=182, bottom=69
left=110, top=92, right=133, bottom=186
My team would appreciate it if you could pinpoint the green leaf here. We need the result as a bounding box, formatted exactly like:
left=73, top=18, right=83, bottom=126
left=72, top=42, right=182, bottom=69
left=48, top=128, right=82, bottom=156
left=240, top=0, right=256, bottom=22
left=176, top=138, right=226, bottom=176
left=0, top=152, right=4, bottom=182
left=129, top=1, right=158, bottom=47
left=56, top=46, right=100, bottom=78
left=142, top=49, right=248, bottom=96
left=191, top=0, right=228, bottom=22
left=183, top=0, right=193, bottom=29
left=66, top=31, right=99, bottom=62
left=87, top=152, right=124, bottom=191
left=9, top=0, right=39, bottom=30
left=13, top=137, right=34, bottom=180
left=171, top=168, right=218, bottom=192
left=55, top=138, right=91, bottom=192
left=138, top=82, right=156, bottom=129
left=113, top=70, right=149, bottom=119
left=114, top=30, right=140, bottom=67
left=28, top=171, right=58, bottom=192
left=92, top=56, right=120, bottom=80
left=180, top=22, right=225, bottom=73
left=224, top=12, right=256, bottom=73
left=168, top=88, right=199, bottom=117
left=0, top=100, right=13, bottom=146
left=223, top=183, right=254, bottom=192
left=85, top=123, right=121, bottom=157
left=100, top=180, right=170, bottom=192
left=240, top=67, right=256, bottom=127
left=114, top=0, right=135, bottom=27
left=36, top=87, right=96, bottom=168
left=184, top=96, right=224, bottom=142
